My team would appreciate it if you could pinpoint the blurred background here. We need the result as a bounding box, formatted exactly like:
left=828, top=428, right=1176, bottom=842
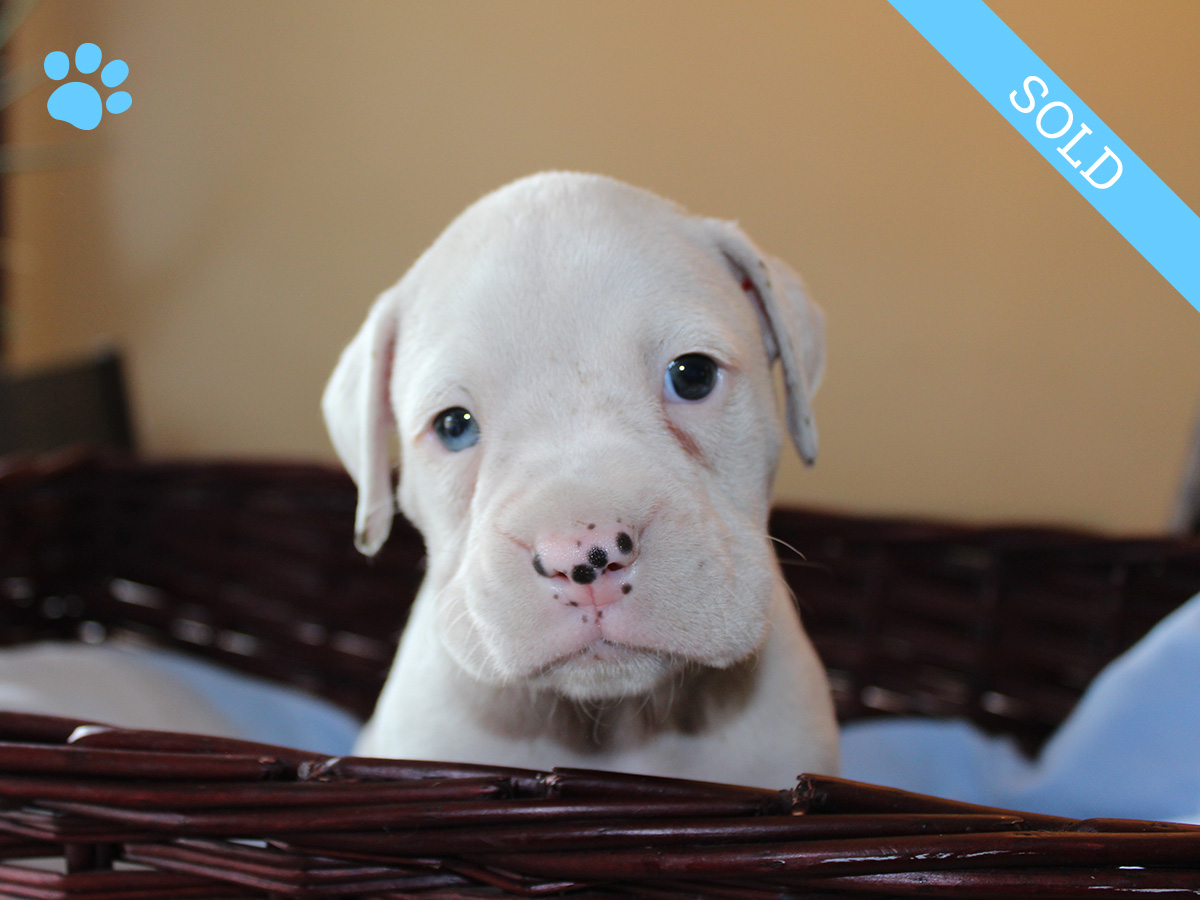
left=2, top=0, right=1198, bottom=533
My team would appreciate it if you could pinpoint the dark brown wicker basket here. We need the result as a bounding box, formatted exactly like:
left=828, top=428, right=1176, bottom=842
left=2, top=452, right=1199, bottom=899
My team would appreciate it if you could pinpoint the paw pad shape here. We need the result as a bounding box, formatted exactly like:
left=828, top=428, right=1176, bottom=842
left=44, top=43, right=131, bottom=131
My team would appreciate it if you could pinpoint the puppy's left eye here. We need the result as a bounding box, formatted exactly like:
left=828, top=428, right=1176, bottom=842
left=433, top=407, right=479, bottom=451
left=664, top=354, right=719, bottom=402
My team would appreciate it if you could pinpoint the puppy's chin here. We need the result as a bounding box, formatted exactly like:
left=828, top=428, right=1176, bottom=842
left=531, top=642, right=679, bottom=701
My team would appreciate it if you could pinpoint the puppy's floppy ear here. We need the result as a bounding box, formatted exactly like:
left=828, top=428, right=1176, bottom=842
left=703, top=219, right=825, bottom=466
left=322, top=285, right=401, bottom=556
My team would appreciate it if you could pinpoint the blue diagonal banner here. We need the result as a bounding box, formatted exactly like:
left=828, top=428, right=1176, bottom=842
left=889, top=0, right=1200, bottom=313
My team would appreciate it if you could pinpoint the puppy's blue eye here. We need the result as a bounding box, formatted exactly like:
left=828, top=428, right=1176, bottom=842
left=664, top=354, right=719, bottom=402
left=433, top=407, right=479, bottom=450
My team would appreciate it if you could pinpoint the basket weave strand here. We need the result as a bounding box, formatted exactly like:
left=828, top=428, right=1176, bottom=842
left=2, top=453, right=1200, bottom=898
left=0, top=714, right=1197, bottom=898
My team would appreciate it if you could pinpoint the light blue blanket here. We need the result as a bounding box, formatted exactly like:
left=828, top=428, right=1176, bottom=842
left=842, top=591, right=1200, bottom=823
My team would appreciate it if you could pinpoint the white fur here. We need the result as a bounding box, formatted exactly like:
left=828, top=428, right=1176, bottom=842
left=323, top=173, right=839, bottom=787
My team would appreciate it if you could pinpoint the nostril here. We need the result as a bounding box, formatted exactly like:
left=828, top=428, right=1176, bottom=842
left=534, top=554, right=572, bottom=582
left=571, top=564, right=597, bottom=585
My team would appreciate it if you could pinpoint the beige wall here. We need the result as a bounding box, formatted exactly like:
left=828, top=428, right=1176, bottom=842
left=5, top=1, right=1199, bottom=533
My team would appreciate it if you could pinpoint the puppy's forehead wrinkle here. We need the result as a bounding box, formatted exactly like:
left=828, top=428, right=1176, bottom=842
left=409, top=192, right=743, bottom=344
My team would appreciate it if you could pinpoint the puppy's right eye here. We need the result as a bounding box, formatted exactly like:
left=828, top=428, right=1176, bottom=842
left=664, top=354, right=719, bottom=402
left=433, top=407, right=479, bottom=451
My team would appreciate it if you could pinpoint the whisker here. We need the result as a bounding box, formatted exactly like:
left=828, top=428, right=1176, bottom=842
left=767, top=534, right=806, bottom=560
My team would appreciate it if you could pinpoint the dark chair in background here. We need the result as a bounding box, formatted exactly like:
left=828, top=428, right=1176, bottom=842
left=1172, top=405, right=1200, bottom=537
left=0, top=349, right=135, bottom=455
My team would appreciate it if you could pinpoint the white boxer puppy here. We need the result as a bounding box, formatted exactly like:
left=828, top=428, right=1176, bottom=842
left=323, top=172, right=839, bottom=787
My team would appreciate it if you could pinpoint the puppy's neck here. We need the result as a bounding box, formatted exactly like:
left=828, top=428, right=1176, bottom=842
left=454, top=651, right=760, bottom=755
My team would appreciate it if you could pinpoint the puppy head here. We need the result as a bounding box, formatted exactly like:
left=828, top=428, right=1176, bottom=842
left=323, top=173, right=824, bottom=700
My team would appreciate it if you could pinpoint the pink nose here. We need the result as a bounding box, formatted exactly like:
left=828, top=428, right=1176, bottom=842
left=532, top=523, right=638, bottom=608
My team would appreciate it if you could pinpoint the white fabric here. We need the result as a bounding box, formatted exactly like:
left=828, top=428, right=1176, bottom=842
left=843, top=591, right=1200, bottom=824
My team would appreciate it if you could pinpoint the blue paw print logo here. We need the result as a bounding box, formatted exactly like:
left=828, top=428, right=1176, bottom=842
left=44, top=43, right=131, bottom=131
